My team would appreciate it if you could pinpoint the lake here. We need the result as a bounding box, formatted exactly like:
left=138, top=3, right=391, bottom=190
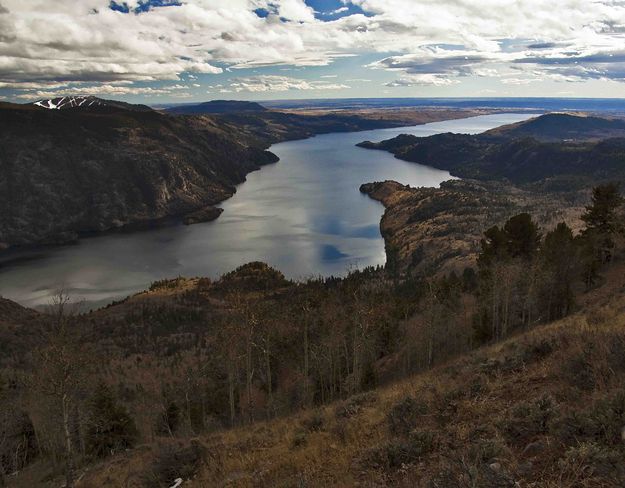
left=0, top=113, right=535, bottom=308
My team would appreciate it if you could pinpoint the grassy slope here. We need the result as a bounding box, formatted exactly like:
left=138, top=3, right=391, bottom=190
left=48, top=261, right=625, bottom=488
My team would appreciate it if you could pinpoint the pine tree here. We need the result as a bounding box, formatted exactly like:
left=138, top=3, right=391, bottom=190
left=503, top=213, right=542, bottom=260
left=86, top=382, right=137, bottom=458
left=540, top=222, right=577, bottom=320
left=581, top=183, right=623, bottom=264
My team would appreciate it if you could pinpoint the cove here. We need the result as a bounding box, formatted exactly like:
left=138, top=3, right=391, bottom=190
left=0, top=113, right=535, bottom=309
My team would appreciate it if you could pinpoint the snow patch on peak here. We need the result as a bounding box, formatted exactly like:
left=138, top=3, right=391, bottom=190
left=33, top=96, right=105, bottom=110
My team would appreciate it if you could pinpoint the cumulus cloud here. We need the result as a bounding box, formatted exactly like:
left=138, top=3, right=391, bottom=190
left=3, top=0, right=625, bottom=99
left=386, top=74, right=461, bottom=87
left=227, top=75, right=349, bottom=92
left=12, top=82, right=191, bottom=99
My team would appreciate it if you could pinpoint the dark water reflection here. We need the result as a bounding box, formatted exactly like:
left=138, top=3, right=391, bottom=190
left=0, top=113, right=534, bottom=308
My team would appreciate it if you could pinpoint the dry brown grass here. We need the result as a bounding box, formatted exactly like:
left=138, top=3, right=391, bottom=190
left=12, top=261, right=625, bottom=488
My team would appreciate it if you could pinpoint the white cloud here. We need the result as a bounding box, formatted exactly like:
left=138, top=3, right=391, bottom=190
left=386, top=74, right=461, bottom=86
left=13, top=83, right=191, bottom=99
left=228, top=75, right=349, bottom=92
left=3, top=0, right=625, bottom=99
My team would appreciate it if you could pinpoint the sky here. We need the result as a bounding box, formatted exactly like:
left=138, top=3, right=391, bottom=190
left=2, top=0, right=625, bottom=103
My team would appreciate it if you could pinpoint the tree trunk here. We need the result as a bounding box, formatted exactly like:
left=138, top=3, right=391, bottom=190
left=227, top=363, right=236, bottom=427
left=62, top=394, right=74, bottom=488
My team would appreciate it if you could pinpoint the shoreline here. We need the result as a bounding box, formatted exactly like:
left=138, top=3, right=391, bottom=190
left=0, top=109, right=488, bottom=262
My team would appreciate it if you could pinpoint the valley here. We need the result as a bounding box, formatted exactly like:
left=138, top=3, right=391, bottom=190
left=1, top=102, right=625, bottom=488
left=0, top=110, right=528, bottom=309
left=5, top=2, right=625, bottom=487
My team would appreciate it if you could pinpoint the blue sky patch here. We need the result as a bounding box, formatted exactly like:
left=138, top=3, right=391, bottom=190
left=304, top=0, right=371, bottom=20
left=109, top=0, right=181, bottom=14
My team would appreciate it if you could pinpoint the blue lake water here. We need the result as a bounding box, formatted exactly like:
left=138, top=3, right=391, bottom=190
left=0, top=113, right=535, bottom=308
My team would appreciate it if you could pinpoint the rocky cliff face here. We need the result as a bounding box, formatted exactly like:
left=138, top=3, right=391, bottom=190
left=360, top=180, right=585, bottom=276
left=0, top=103, right=277, bottom=249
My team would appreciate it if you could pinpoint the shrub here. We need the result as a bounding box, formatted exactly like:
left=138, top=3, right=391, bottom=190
left=561, top=347, right=595, bottom=391
left=363, top=430, right=435, bottom=471
left=334, top=391, right=377, bottom=419
left=147, top=440, right=208, bottom=487
left=500, top=394, right=556, bottom=443
left=156, top=400, right=181, bottom=436
left=386, top=396, right=429, bottom=436
left=291, top=430, right=307, bottom=449
left=553, top=389, right=625, bottom=446
left=558, top=442, right=625, bottom=485
left=467, top=438, right=507, bottom=464
left=301, top=411, right=324, bottom=432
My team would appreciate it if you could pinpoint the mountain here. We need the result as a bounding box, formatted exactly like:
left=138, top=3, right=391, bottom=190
left=165, top=100, right=268, bottom=114
left=32, top=95, right=153, bottom=112
left=485, top=112, right=625, bottom=141
left=0, top=100, right=482, bottom=250
left=0, top=103, right=278, bottom=250
left=358, top=113, right=625, bottom=186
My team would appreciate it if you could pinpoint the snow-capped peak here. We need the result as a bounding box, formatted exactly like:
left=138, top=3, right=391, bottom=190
left=33, top=96, right=106, bottom=110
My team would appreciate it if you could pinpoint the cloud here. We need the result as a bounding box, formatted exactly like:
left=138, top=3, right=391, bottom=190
left=12, top=82, right=191, bottom=100
left=385, top=74, right=461, bottom=86
left=3, top=0, right=625, bottom=99
left=227, top=75, right=349, bottom=92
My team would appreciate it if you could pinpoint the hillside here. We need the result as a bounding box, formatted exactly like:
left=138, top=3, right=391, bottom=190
left=485, top=113, right=625, bottom=141
left=0, top=101, right=481, bottom=251
left=360, top=179, right=586, bottom=276
left=164, top=100, right=268, bottom=115
left=358, top=113, right=625, bottom=186
left=10, top=260, right=625, bottom=487
left=0, top=102, right=278, bottom=250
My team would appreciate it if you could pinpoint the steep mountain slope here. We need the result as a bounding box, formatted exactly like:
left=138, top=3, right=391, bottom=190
left=0, top=102, right=278, bottom=249
left=359, top=179, right=585, bottom=276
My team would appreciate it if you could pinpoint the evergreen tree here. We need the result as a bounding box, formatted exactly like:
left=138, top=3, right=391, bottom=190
left=581, top=182, right=623, bottom=264
left=503, top=213, right=542, bottom=259
left=475, top=213, right=542, bottom=342
left=86, top=382, right=137, bottom=458
left=540, top=222, right=577, bottom=320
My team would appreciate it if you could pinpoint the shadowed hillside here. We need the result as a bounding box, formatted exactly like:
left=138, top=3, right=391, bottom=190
left=358, top=113, right=625, bottom=186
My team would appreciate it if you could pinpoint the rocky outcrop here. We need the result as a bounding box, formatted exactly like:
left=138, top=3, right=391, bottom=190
left=182, top=206, right=224, bottom=225
left=360, top=179, right=585, bottom=276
